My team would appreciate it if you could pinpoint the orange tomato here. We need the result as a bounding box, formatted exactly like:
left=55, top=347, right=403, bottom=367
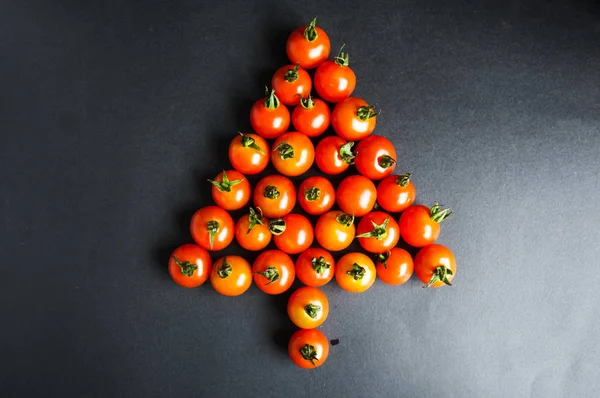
left=356, top=211, right=400, bottom=253
left=288, top=329, right=330, bottom=369
left=271, top=132, right=315, bottom=177
left=335, top=175, right=377, bottom=217
left=292, top=96, right=331, bottom=137
left=399, top=204, right=452, bottom=247
left=295, top=248, right=335, bottom=287
left=168, top=244, right=212, bottom=288
left=228, top=133, right=270, bottom=175
left=286, top=17, right=330, bottom=70
left=209, top=170, right=251, bottom=210
left=252, top=250, right=296, bottom=295
left=272, top=213, right=314, bottom=255
left=297, top=176, right=335, bottom=215
left=190, top=206, right=234, bottom=251
left=331, top=97, right=377, bottom=141
left=335, top=252, right=376, bottom=293
left=253, top=175, right=296, bottom=219
left=250, top=88, right=290, bottom=139
left=414, top=244, right=456, bottom=288
left=376, top=248, right=414, bottom=285
left=210, top=256, right=253, bottom=296
left=235, top=207, right=272, bottom=251
left=315, top=136, right=355, bottom=175
left=314, top=211, right=355, bottom=251
left=377, top=174, right=416, bottom=213
left=287, top=286, right=329, bottom=329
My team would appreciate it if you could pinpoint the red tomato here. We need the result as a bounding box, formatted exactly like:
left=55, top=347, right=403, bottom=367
left=286, top=17, right=330, bottom=70
left=168, top=244, right=212, bottom=288
left=250, top=88, right=290, bottom=139
left=315, top=136, right=355, bottom=175
left=376, top=248, right=414, bottom=285
left=414, top=244, right=456, bottom=288
left=336, top=175, right=377, bottom=217
left=331, top=97, right=378, bottom=141
left=355, top=135, right=397, bottom=180
left=356, top=211, right=400, bottom=253
left=399, top=203, right=452, bottom=247
left=228, top=133, right=270, bottom=175
left=252, top=250, right=295, bottom=295
left=298, top=176, right=335, bottom=215
left=209, top=170, right=251, bottom=210
left=271, top=64, right=312, bottom=106
left=315, top=211, right=355, bottom=251
left=210, top=256, right=253, bottom=296
left=287, top=286, right=329, bottom=329
left=271, top=213, right=314, bottom=255
left=271, top=132, right=315, bottom=177
left=292, top=95, right=331, bottom=137
left=335, top=252, right=376, bottom=293
left=235, top=207, right=272, bottom=251
left=288, top=329, right=330, bottom=369
left=377, top=173, right=416, bottom=213
left=314, top=45, right=356, bottom=103
left=253, top=175, right=296, bottom=219
left=295, top=248, right=335, bottom=287
left=190, top=206, right=234, bottom=251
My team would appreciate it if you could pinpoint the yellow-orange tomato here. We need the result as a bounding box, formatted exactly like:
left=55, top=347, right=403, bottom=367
left=210, top=256, right=253, bottom=296
left=209, top=170, right=251, bottom=211
left=315, top=211, right=355, bottom=251
left=335, top=252, right=376, bottom=293
left=228, top=133, right=270, bottom=175
left=235, top=207, right=271, bottom=251
left=287, top=286, right=329, bottom=329
left=271, top=132, right=315, bottom=177
left=331, top=97, right=377, bottom=141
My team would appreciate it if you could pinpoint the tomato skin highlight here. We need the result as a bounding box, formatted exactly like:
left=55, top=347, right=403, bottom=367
left=298, top=176, right=335, bottom=215
left=314, top=58, right=356, bottom=103
left=253, top=175, right=297, bottom=219
left=209, top=170, right=251, bottom=211
left=287, top=286, right=329, bottom=329
left=376, top=248, right=414, bottom=285
left=210, top=256, right=253, bottom=296
left=336, top=175, right=377, bottom=217
left=292, top=97, right=331, bottom=137
left=295, top=248, right=335, bottom=287
left=414, top=244, right=456, bottom=288
left=250, top=89, right=290, bottom=139
left=356, top=211, right=400, bottom=253
left=331, top=97, right=377, bottom=141
left=228, top=133, right=270, bottom=175
left=235, top=208, right=272, bottom=251
left=286, top=18, right=331, bottom=70
left=377, top=174, right=416, bottom=213
left=271, top=132, right=315, bottom=177
left=273, top=213, right=314, bottom=255
left=335, top=252, right=376, bottom=293
left=354, top=135, right=397, bottom=180
left=252, top=250, right=296, bottom=295
left=288, top=329, right=330, bottom=369
left=315, top=211, right=356, bottom=251
left=315, top=136, right=354, bottom=175
left=168, top=244, right=212, bottom=288
left=190, top=206, right=235, bottom=251
left=271, top=64, right=312, bottom=106
left=399, top=204, right=452, bottom=247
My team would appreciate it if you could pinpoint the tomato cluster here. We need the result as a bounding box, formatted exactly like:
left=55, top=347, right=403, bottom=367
left=168, top=18, right=457, bottom=370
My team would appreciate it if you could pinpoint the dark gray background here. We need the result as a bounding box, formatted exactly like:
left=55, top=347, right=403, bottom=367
left=1, top=0, right=599, bottom=397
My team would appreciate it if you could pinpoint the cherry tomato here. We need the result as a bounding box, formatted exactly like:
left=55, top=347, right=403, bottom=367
left=356, top=211, right=400, bottom=253
left=287, top=286, right=329, bottom=329
left=399, top=203, right=452, bottom=247
left=168, top=244, right=212, bottom=288
left=252, top=250, right=295, bottom=295
left=209, top=170, right=251, bottom=210
left=271, top=213, right=314, bottom=255
left=335, top=252, right=376, bottom=293
left=314, top=45, right=356, bottom=103
left=228, top=133, right=270, bottom=175
left=253, top=175, right=296, bottom=219
left=190, top=206, right=234, bottom=251
left=288, top=329, right=329, bottom=369
left=292, top=95, right=331, bottom=137
left=331, top=97, right=378, bottom=141
left=315, top=136, right=355, bottom=175
left=355, top=135, right=397, bottom=180
left=376, top=248, right=414, bottom=285
left=336, top=175, right=377, bottom=217
left=286, top=17, right=330, bottom=70
left=298, top=176, right=335, bottom=215
left=210, top=256, right=253, bottom=296
left=271, top=132, right=315, bottom=177
left=235, top=207, right=272, bottom=251
left=377, top=173, right=416, bottom=213
left=250, top=88, right=290, bottom=139
left=295, top=248, right=335, bottom=287
left=414, top=244, right=456, bottom=288
left=315, top=211, right=355, bottom=251
left=271, top=64, right=312, bottom=106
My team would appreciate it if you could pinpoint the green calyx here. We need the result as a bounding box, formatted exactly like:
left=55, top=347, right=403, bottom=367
left=377, top=251, right=391, bottom=269
left=299, top=344, right=319, bottom=366
left=336, top=213, right=354, bottom=227
left=246, top=207, right=264, bottom=234
left=264, top=86, right=280, bottom=109
left=254, top=266, right=280, bottom=285
left=299, top=95, right=315, bottom=109
left=311, top=256, right=331, bottom=274
left=239, top=132, right=265, bottom=154
left=339, top=141, right=356, bottom=164
left=356, top=217, right=390, bottom=240
left=268, top=218, right=286, bottom=235
left=208, top=170, right=244, bottom=193
left=424, top=266, right=453, bottom=288
left=284, top=63, right=300, bottom=83
left=303, top=17, right=318, bottom=42
left=217, top=257, right=232, bottom=278
left=334, top=44, right=349, bottom=67
left=304, top=303, right=321, bottom=319
left=274, top=142, right=294, bottom=160
left=172, top=256, right=198, bottom=277
left=305, top=187, right=320, bottom=202
left=356, top=105, right=379, bottom=121
left=346, top=263, right=366, bottom=281
left=430, top=203, right=453, bottom=223
left=206, top=220, right=220, bottom=250
left=378, top=155, right=396, bottom=169
left=264, top=185, right=280, bottom=199
left=396, top=173, right=411, bottom=187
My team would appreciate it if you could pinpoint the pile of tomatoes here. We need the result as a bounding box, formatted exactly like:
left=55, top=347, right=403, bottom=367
left=168, top=18, right=457, bottom=369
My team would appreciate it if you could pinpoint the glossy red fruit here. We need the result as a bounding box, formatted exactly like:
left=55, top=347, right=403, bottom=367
left=314, top=45, right=356, bottom=103
left=355, top=135, right=397, bottom=180
left=250, top=88, right=290, bottom=139
left=286, top=17, right=331, bottom=70
left=292, top=96, right=331, bottom=137
left=356, top=211, right=400, bottom=253
left=272, top=64, right=312, bottom=106
left=377, top=173, right=416, bottom=213
left=315, top=136, right=355, bottom=175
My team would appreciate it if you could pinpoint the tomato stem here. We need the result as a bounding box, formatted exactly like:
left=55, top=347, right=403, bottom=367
left=334, top=44, right=349, bottom=67
left=274, top=142, right=295, bottom=159
left=264, top=86, right=281, bottom=109
left=303, top=17, right=318, bottom=42
left=299, top=344, right=319, bottom=366
left=246, top=207, right=264, bottom=234
left=339, top=141, right=356, bottom=164
left=208, top=170, right=244, bottom=193
left=305, top=186, right=320, bottom=202
left=206, top=221, right=219, bottom=250
left=429, top=203, right=452, bottom=223
left=423, top=266, right=453, bottom=288
left=268, top=218, right=286, bottom=235
left=254, top=266, right=280, bottom=285
left=377, top=251, right=391, bottom=269
left=356, top=217, right=390, bottom=240
left=304, top=303, right=321, bottom=319
left=217, top=257, right=232, bottom=278
left=336, top=213, right=354, bottom=227
left=264, top=186, right=280, bottom=199
left=299, top=95, right=315, bottom=109
left=356, top=105, right=379, bottom=121
left=378, top=155, right=396, bottom=169
left=172, top=256, right=198, bottom=276
left=346, top=263, right=366, bottom=280
left=396, top=173, right=411, bottom=187
left=311, top=256, right=331, bottom=274
left=284, top=63, right=300, bottom=83
left=239, top=132, right=265, bottom=155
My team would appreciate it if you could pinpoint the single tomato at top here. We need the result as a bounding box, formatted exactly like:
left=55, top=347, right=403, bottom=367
left=168, top=244, right=212, bottom=288
left=250, top=87, right=290, bottom=139
left=270, top=213, right=314, bottom=255
left=288, top=329, right=330, bottom=369
left=314, top=45, right=356, bottom=103
left=210, top=256, right=253, bottom=296
left=414, top=244, right=456, bottom=288
left=356, top=211, right=400, bottom=253
left=228, top=133, right=270, bottom=175
left=209, top=170, right=251, bottom=210
left=315, top=211, right=355, bottom=251
left=271, top=63, right=312, bottom=106
left=335, top=252, right=376, bottom=293
left=315, top=136, right=355, bottom=175
left=190, top=206, right=235, bottom=251
left=377, top=173, right=416, bottom=213
left=286, top=17, right=330, bottom=70
left=252, top=250, right=296, bottom=295
left=295, top=248, right=335, bottom=287
left=253, top=175, right=296, bottom=219
left=235, top=207, right=272, bottom=251
left=336, top=175, right=377, bottom=217
left=355, top=135, right=397, bottom=180
left=331, top=97, right=378, bottom=141
left=298, top=176, right=335, bottom=215
left=287, top=286, right=329, bottom=329
left=271, top=132, right=315, bottom=177
left=376, top=248, right=414, bottom=285
left=399, top=203, right=452, bottom=247
left=292, top=95, right=331, bottom=137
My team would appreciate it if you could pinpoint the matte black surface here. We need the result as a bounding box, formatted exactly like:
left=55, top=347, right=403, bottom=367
left=2, top=1, right=600, bottom=397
